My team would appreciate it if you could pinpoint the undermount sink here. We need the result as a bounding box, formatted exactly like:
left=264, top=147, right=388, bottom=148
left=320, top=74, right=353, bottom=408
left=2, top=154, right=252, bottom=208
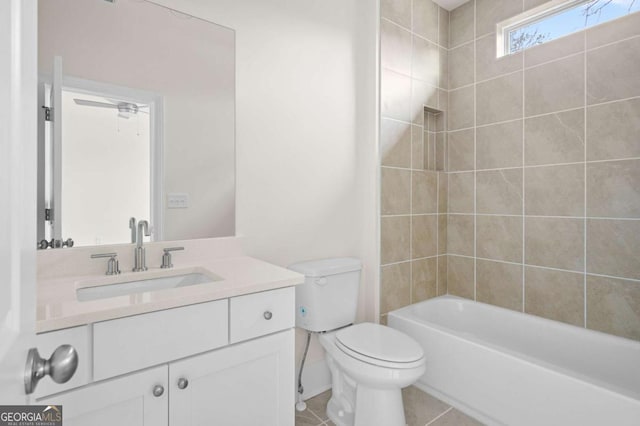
left=76, top=268, right=223, bottom=301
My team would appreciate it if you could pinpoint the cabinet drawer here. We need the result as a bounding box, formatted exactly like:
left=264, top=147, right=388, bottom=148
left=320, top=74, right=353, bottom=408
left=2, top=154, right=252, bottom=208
left=230, top=287, right=294, bottom=343
left=35, top=325, right=90, bottom=399
left=93, top=299, right=228, bottom=381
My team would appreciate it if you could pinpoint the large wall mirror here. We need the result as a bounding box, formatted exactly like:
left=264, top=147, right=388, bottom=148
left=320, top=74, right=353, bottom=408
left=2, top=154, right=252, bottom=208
left=37, top=0, right=235, bottom=248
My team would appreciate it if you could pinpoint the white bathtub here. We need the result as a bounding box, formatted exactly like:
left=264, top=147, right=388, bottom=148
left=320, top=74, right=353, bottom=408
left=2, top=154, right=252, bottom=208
left=388, top=295, right=640, bottom=426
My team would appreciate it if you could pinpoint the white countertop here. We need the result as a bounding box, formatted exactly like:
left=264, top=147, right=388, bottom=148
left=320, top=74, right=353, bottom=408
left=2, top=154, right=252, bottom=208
left=37, top=256, right=304, bottom=333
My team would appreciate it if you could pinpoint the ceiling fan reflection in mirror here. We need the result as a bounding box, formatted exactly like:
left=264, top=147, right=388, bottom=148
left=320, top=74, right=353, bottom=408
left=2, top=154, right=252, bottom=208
left=73, top=98, right=149, bottom=119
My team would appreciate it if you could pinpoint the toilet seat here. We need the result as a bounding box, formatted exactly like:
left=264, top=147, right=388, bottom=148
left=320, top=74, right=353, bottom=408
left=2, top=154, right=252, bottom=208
left=335, top=323, right=424, bottom=369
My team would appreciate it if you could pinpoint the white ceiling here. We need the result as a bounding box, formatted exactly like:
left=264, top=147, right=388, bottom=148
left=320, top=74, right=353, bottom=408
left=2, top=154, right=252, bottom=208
left=433, top=0, right=470, bottom=11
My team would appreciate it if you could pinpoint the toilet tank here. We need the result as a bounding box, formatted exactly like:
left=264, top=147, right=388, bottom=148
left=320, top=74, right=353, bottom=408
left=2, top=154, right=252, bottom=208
left=289, top=257, right=362, bottom=332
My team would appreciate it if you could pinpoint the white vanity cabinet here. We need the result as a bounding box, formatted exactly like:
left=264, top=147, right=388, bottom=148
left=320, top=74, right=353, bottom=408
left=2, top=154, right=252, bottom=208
left=169, top=329, right=294, bottom=425
left=37, top=287, right=295, bottom=426
left=44, top=366, right=168, bottom=426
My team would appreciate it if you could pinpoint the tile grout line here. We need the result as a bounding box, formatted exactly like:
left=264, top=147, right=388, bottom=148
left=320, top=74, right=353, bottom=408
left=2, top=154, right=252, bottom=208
left=408, top=0, right=414, bottom=307
left=521, top=6, right=526, bottom=314
left=435, top=8, right=440, bottom=297
left=425, top=406, right=454, bottom=426
left=472, top=0, right=477, bottom=302
left=583, top=28, right=588, bottom=329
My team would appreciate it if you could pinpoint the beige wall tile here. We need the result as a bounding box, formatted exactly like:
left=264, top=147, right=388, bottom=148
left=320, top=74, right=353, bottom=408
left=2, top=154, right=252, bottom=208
left=587, top=98, right=640, bottom=161
left=381, top=118, right=412, bottom=168
left=587, top=275, right=640, bottom=341
left=476, top=169, right=523, bottom=215
left=587, top=37, right=640, bottom=104
left=381, top=167, right=411, bottom=215
left=381, top=19, right=412, bottom=76
left=448, top=214, right=474, bottom=256
left=381, top=0, right=411, bottom=29
left=412, top=124, right=424, bottom=169
left=412, top=79, right=438, bottom=123
left=587, top=11, right=640, bottom=49
left=413, top=170, right=438, bottom=214
left=449, top=42, right=474, bottom=89
left=524, top=32, right=584, bottom=68
left=438, top=255, right=448, bottom=295
left=439, top=7, right=450, bottom=48
left=412, top=214, right=438, bottom=258
left=476, top=71, right=523, bottom=126
left=476, top=259, right=523, bottom=311
left=447, top=255, right=474, bottom=299
left=382, top=68, right=412, bottom=121
left=476, top=33, right=523, bottom=82
left=426, top=132, right=436, bottom=170
left=412, top=257, right=438, bottom=303
left=437, top=90, right=448, bottom=122
left=525, top=164, right=585, bottom=216
left=438, top=172, right=448, bottom=213
left=381, top=215, right=411, bottom=264
left=448, top=129, right=474, bottom=171
left=438, top=214, right=447, bottom=254
left=525, top=54, right=584, bottom=116
left=413, top=36, right=440, bottom=87
left=525, top=217, right=584, bottom=272
left=380, top=262, right=411, bottom=314
left=525, top=266, right=584, bottom=327
left=587, top=219, right=640, bottom=280
left=475, top=0, right=523, bottom=37
left=380, top=314, right=388, bottom=326
left=524, top=0, right=548, bottom=10
left=436, top=132, right=447, bottom=171
left=450, top=1, right=474, bottom=48
left=448, top=86, right=474, bottom=130
left=524, top=109, right=585, bottom=166
left=413, top=0, right=439, bottom=43
left=587, top=159, right=640, bottom=218
left=476, top=215, right=523, bottom=263
left=448, top=172, right=474, bottom=213
left=439, top=47, right=449, bottom=90
left=476, top=120, right=523, bottom=169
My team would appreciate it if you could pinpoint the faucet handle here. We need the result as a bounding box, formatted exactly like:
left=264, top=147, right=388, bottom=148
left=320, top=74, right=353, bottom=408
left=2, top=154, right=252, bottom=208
left=91, top=252, right=121, bottom=276
left=161, top=247, right=184, bottom=269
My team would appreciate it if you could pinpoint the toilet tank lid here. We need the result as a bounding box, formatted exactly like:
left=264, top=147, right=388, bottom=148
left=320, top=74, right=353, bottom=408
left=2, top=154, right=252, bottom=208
left=288, top=257, right=361, bottom=277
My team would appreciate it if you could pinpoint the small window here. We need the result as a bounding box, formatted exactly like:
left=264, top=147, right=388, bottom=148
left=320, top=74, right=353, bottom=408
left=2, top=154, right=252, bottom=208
left=497, top=0, right=640, bottom=57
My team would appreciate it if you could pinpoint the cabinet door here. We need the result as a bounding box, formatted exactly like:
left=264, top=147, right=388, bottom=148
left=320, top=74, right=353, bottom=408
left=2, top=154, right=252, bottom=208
left=169, top=329, right=294, bottom=426
left=41, top=365, right=168, bottom=426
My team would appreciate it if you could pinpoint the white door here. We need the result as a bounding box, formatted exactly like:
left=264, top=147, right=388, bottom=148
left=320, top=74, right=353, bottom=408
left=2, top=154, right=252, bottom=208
left=169, top=329, right=295, bottom=426
left=0, top=0, right=39, bottom=404
left=41, top=366, right=168, bottom=426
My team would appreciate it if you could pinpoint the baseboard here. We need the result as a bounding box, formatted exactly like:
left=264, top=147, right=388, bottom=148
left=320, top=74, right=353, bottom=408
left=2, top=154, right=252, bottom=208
left=297, top=358, right=331, bottom=400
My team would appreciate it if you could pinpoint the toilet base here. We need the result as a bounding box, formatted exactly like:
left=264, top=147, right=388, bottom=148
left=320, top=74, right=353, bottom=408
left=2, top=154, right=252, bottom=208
left=327, top=386, right=406, bottom=426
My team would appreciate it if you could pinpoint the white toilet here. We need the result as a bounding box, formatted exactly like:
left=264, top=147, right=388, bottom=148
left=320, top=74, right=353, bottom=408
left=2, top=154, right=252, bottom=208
left=290, top=258, right=425, bottom=426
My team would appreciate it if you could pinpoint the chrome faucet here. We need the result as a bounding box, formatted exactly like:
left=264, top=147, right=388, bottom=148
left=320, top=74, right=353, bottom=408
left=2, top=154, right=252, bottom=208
left=133, top=220, right=150, bottom=272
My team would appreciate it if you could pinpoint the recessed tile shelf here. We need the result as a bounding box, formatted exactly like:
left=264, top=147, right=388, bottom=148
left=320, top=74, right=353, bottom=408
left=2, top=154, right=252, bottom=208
left=423, top=106, right=446, bottom=172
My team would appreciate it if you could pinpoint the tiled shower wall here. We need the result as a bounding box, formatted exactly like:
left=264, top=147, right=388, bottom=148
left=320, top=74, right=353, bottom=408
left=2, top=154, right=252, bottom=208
left=445, top=1, right=640, bottom=341
left=379, top=0, right=449, bottom=322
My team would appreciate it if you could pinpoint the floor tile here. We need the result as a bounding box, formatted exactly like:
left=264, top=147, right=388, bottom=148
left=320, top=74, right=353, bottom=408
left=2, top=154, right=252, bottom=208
left=428, top=408, right=485, bottom=426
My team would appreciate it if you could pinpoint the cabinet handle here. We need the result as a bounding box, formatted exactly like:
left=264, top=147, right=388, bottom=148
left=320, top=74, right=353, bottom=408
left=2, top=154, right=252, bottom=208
left=263, top=311, right=273, bottom=320
left=153, top=385, right=164, bottom=397
left=177, top=378, right=189, bottom=390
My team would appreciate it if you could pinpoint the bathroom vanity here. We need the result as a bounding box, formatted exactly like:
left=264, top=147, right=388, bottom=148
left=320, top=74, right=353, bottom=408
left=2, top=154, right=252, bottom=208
left=34, top=238, right=302, bottom=426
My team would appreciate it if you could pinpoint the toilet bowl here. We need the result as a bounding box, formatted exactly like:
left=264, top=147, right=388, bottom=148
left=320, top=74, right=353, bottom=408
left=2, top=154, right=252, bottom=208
left=319, top=322, right=426, bottom=426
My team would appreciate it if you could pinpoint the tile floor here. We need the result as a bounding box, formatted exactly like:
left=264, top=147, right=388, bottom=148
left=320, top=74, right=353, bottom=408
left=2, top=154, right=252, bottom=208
left=295, top=386, right=484, bottom=426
